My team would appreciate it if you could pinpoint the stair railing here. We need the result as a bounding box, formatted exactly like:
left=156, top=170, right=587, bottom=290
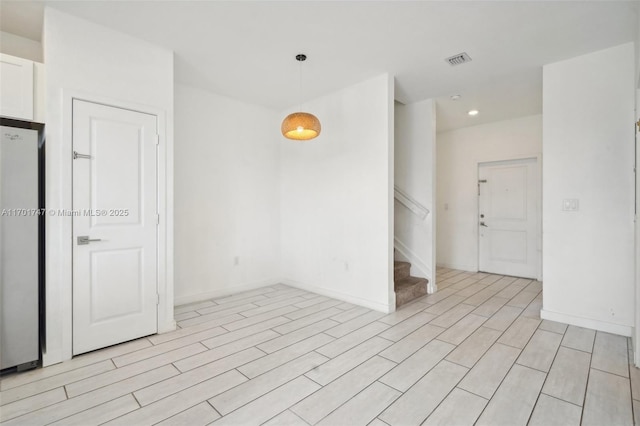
left=394, top=185, right=429, bottom=220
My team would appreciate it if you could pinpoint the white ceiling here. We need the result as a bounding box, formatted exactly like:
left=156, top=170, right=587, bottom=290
left=1, top=1, right=637, bottom=132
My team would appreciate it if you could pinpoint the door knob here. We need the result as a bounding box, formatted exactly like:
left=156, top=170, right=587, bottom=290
left=77, top=236, right=102, bottom=245
left=480, top=222, right=488, bottom=227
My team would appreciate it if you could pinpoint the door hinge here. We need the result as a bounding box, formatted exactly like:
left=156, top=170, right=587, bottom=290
left=73, top=151, right=92, bottom=160
left=155, top=134, right=160, bottom=145
left=156, top=293, right=160, bottom=305
left=156, top=214, right=160, bottom=225
left=478, top=179, right=487, bottom=196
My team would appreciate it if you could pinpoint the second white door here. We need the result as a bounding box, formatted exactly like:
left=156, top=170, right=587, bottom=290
left=478, top=158, right=539, bottom=279
left=72, top=99, right=159, bottom=355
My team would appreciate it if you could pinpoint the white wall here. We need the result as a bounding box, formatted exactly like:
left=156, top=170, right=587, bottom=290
left=436, top=114, right=542, bottom=272
left=174, top=84, right=281, bottom=304
left=542, top=42, right=635, bottom=336
left=0, top=31, right=42, bottom=63
left=43, top=8, right=174, bottom=365
left=394, top=99, right=436, bottom=287
left=280, top=74, right=395, bottom=312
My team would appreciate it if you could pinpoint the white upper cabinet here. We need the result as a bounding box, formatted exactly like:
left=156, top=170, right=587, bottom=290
left=0, top=53, right=35, bottom=121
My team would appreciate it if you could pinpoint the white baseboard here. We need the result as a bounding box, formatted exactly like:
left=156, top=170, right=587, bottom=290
left=158, top=320, right=177, bottom=334
left=173, top=277, right=282, bottom=307
left=281, top=278, right=395, bottom=314
left=394, top=238, right=432, bottom=280
left=436, top=262, right=477, bottom=273
left=540, top=309, right=633, bottom=337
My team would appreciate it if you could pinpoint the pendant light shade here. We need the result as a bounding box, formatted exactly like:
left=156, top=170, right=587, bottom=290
left=281, top=112, right=321, bottom=140
left=282, top=53, right=321, bottom=141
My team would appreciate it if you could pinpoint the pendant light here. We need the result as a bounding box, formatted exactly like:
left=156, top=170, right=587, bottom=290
left=281, top=54, right=321, bottom=141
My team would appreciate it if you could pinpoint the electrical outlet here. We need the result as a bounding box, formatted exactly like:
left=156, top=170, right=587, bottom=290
left=562, top=199, right=579, bottom=211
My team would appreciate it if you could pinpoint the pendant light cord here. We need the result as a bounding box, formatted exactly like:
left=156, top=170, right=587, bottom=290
left=298, top=57, right=303, bottom=112
left=295, top=53, right=307, bottom=113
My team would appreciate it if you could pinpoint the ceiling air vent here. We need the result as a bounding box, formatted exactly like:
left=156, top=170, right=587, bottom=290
left=445, top=52, right=472, bottom=66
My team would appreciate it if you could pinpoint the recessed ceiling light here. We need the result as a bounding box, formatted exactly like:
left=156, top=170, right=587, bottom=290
left=450, top=94, right=461, bottom=101
left=468, top=110, right=479, bottom=116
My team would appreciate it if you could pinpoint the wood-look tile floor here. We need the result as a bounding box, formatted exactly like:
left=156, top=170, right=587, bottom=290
left=2, top=268, right=638, bottom=425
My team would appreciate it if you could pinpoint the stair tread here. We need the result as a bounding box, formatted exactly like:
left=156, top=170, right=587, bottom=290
left=395, top=276, right=428, bottom=289
left=394, top=261, right=412, bottom=281
left=393, top=258, right=429, bottom=307
left=394, top=274, right=429, bottom=308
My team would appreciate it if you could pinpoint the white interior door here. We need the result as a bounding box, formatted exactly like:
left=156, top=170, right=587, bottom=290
left=478, top=158, right=539, bottom=279
left=72, top=99, right=158, bottom=355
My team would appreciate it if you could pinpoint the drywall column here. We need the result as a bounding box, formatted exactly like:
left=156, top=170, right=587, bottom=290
left=542, top=42, right=635, bottom=335
left=636, top=89, right=640, bottom=365
left=394, top=99, right=436, bottom=290
left=280, top=74, right=395, bottom=312
left=44, top=8, right=174, bottom=365
left=635, top=11, right=640, bottom=365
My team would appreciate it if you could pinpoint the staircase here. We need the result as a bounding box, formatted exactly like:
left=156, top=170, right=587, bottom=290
left=394, top=260, right=429, bottom=307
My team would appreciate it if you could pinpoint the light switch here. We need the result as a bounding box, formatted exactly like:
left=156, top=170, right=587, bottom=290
left=562, top=199, right=579, bottom=211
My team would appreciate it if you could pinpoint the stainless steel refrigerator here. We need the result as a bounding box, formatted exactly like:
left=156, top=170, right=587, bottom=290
left=0, top=119, right=44, bottom=371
